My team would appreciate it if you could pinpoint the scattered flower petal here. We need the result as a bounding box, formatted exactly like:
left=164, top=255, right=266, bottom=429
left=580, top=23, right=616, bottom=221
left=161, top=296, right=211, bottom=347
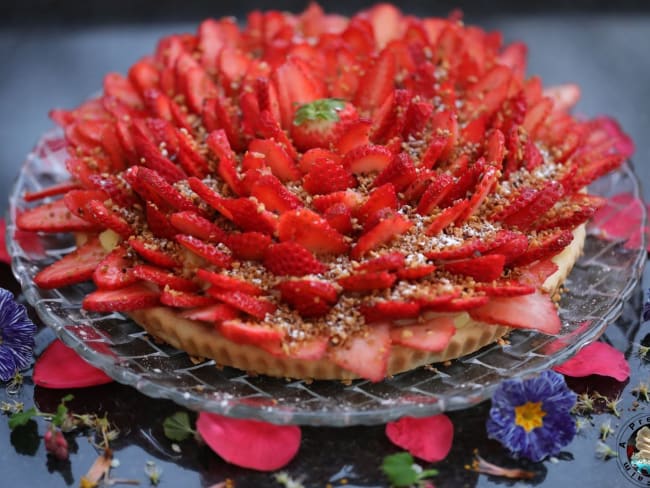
left=0, top=288, right=36, bottom=382
left=590, top=116, right=635, bottom=158
left=467, top=452, right=535, bottom=479
left=33, top=339, right=113, bottom=388
left=0, top=219, right=10, bottom=264
left=590, top=193, right=649, bottom=251
left=487, top=370, right=577, bottom=462
left=196, top=412, right=301, bottom=471
left=553, top=341, right=630, bottom=382
left=385, top=415, right=454, bottom=463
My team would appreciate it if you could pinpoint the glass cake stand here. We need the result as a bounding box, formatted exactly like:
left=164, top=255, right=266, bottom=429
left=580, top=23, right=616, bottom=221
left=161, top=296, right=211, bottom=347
left=7, top=129, right=647, bottom=426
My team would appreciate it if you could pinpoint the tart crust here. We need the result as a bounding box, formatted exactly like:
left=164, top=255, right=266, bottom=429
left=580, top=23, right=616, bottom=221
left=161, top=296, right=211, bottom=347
left=128, top=224, right=586, bottom=380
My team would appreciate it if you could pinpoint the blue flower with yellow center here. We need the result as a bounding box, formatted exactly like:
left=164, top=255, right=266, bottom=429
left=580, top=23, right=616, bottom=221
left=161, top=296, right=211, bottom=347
left=487, top=370, right=577, bottom=462
left=0, top=288, right=36, bottom=382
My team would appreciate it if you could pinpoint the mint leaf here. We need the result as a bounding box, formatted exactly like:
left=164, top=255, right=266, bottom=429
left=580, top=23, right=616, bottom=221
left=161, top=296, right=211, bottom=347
left=163, top=411, right=194, bottom=441
left=8, top=407, right=38, bottom=430
left=51, top=394, right=74, bottom=427
left=294, top=98, right=346, bottom=125
left=381, top=452, right=419, bottom=487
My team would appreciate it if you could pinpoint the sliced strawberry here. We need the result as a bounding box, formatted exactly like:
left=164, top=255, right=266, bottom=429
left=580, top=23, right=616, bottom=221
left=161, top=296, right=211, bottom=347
left=502, top=181, right=565, bottom=230
left=132, top=264, right=197, bottom=291
left=203, top=95, right=242, bottom=152
left=484, top=129, right=506, bottom=168
left=351, top=212, right=413, bottom=260
left=136, top=167, right=201, bottom=214
left=518, top=259, right=559, bottom=287
left=34, top=238, right=108, bottom=289
left=338, top=271, right=397, bottom=292
left=373, top=152, right=417, bottom=192
left=469, top=292, right=561, bottom=334
left=83, top=200, right=133, bottom=238
left=129, top=236, right=180, bottom=268
left=170, top=211, right=226, bottom=243
left=93, top=245, right=138, bottom=290
left=197, top=269, right=262, bottom=296
left=303, top=159, right=357, bottom=195
left=328, top=323, right=391, bottom=382
left=424, top=295, right=490, bottom=312
left=104, top=72, right=143, bottom=108
left=17, top=200, right=101, bottom=233
left=250, top=173, right=304, bottom=213
left=206, top=129, right=245, bottom=195
left=146, top=202, right=177, bottom=240
left=509, top=229, right=574, bottom=267
left=132, top=126, right=187, bottom=184
left=24, top=182, right=81, bottom=203
left=357, top=252, right=405, bottom=272
left=87, top=173, right=138, bottom=208
left=218, top=319, right=284, bottom=348
left=360, top=300, right=420, bottom=323
left=63, top=189, right=109, bottom=218
left=273, top=57, right=325, bottom=129
left=277, top=278, right=339, bottom=317
left=356, top=184, right=398, bottom=226
left=323, top=202, right=353, bottom=235
left=396, top=264, right=437, bottom=280
left=455, top=166, right=499, bottom=223
left=439, top=157, right=487, bottom=207
left=257, top=110, right=299, bottom=160
left=299, top=148, right=342, bottom=172
left=403, top=100, right=434, bottom=139
left=263, top=241, right=326, bottom=276
left=420, top=133, right=449, bottom=170
left=441, top=254, right=506, bottom=282
left=161, top=289, right=216, bottom=308
left=220, top=197, right=278, bottom=235
left=491, top=187, right=539, bottom=223
left=225, top=232, right=273, bottom=260
left=280, top=336, right=329, bottom=360
left=181, top=304, right=239, bottom=323
left=416, top=173, right=455, bottom=215
left=474, top=281, right=536, bottom=297
left=354, top=47, right=396, bottom=112
left=390, top=317, right=456, bottom=352
left=425, top=199, right=470, bottom=236
left=83, top=282, right=160, bottom=312
left=370, top=89, right=410, bottom=145
left=175, top=234, right=232, bottom=268
left=312, top=190, right=364, bottom=213
left=336, top=119, right=373, bottom=155
left=277, top=208, right=349, bottom=255
left=290, top=99, right=359, bottom=151
left=342, top=144, right=393, bottom=174
left=248, top=138, right=302, bottom=182
left=208, top=290, right=276, bottom=319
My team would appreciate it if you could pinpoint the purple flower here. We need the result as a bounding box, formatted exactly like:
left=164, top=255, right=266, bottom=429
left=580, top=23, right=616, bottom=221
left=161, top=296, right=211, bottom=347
left=487, top=370, right=577, bottom=462
left=0, top=288, right=36, bottom=382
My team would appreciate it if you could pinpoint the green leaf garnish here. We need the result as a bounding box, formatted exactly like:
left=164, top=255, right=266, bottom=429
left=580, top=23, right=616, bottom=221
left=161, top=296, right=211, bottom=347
left=163, top=411, right=194, bottom=441
left=381, top=452, right=439, bottom=487
left=51, top=394, right=74, bottom=427
left=293, top=98, right=346, bottom=125
left=8, top=407, right=38, bottom=430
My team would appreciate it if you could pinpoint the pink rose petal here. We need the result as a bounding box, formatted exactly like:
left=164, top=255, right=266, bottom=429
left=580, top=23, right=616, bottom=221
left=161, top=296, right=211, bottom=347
left=33, top=339, right=114, bottom=388
left=553, top=341, right=630, bottom=382
left=197, top=412, right=301, bottom=471
left=0, top=218, right=10, bottom=264
left=385, top=415, right=454, bottom=463
left=591, top=116, right=635, bottom=158
left=590, top=192, right=649, bottom=251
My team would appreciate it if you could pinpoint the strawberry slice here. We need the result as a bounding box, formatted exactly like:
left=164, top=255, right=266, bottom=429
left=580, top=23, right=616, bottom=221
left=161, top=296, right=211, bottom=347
left=206, top=129, right=245, bottom=195
left=396, top=264, right=437, bottom=280
left=181, top=304, right=239, bottom=323
left=273, top=57, right=325, bottom=129
left=373, top=152, right=417, bottom=192
left=356, top=252, right=405, bottom=272
left=170, top=211, right=227, bottom=243
left=197, top=269, right=262, bottom=296
left=135, top=167, right=201, bottom=214
left=336, top=119, right=372, bottom=154
left=441, top=254, right=506, bottom=282
left=87, top=173, right=138, bottom=208
left=338, top=271, right=397, bottom=292
left=290, top=99, right=359, bottom=151
left=474, top=281, right=536, bottom=297
left=322, top=203, right=354, bottom=235
left=509, top=229, right=574, bottom=267
left=455, top=166, right=499, bottom=224
left=24, top=181, right=81, bottom=203
left=425, top=199, right=470, bottom=236
left=416, top=173, right=455, bottom=215
left=277, top=279, right=339, bottom=317
left=263, top=241, right=326, bottom=276
left=218, top=319, right=284, bottom=348
left=83, top=200, right=133, bottom=239
left=208, top=290, right=276, bottom=319
left=93, top=245, right=138, bottom=290
left=220, top=197, right=278, bottom=235
left=371, top=89, right=411, bottom=145
left=469, top=292, right=561, bottom=334
left=518, top=259, right=559, bottom=287
left=225, top=232, right=273, bottom=260
left=278, top=208, right=349, bottom=255
left=356, top=184, right=398, bottom=226
left=502, top=181, right=565, bottom=230
left=175, top=234, right=232, bottom=268
left=249, top=173, right=304, bottom=213
left=299, top=148, right=342, bottom=172
left=342, top=144, right=393, bottom=174
left=83, top=282, right=161, bottom=312
left=328, top=323, right=391, bottom=382
left=351, top=212, right=412, bottom=259
left=303, top=159, right=357, bottom=195
left=17, top=200, right=101, bottom=233
left=63, top=189, right=109, bottom=218
left=146, top=202, right=178, bottom=240
left=132, top=127, right=187, bottom=184
left=360, top=300, right=421, bottom=323
left=129, top=236, right=180, bottom=268
left=248, top=139, right=302, bottom=183
left=34, top=238, right=108, bottom=289
left=312, top=190, right=364, bottom=213
left=390, top=316, right=456, bottom=352
left=425, top=295, right=490, bottom=312
left=161, top=289, right=216, bottom=308
left=203, top=95, right=242, bottom=152
left=354, top=47, right=396, bottom=112
left=132, top=264, right=198, bottom=291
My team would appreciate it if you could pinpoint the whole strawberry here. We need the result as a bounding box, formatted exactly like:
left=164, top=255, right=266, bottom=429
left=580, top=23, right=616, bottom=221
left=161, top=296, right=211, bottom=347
left=44, top=426, right=69, bottom=460
left=291, top=98, right=358, bottom=151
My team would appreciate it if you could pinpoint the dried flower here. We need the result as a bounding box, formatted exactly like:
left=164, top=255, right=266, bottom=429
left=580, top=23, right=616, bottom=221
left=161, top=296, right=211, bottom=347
left=599, top=420, right=614, bottom=441
left=0, top=288, right=36, bottom=382
left=44, top=426, right=69, bottom=460
left=595, top=441, right=617, bottom=460
left=487, top=370, right=577, bottom=462
left=633, top=382, right=650, bottom=402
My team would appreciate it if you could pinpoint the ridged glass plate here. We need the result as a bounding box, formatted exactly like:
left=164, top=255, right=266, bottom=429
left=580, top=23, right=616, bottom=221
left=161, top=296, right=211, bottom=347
left=7, top=129, right=647, bottom=426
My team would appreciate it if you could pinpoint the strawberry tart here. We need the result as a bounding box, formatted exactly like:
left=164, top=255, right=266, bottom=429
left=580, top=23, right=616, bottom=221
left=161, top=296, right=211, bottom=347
left=16, top=4, right=631, bottom=382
